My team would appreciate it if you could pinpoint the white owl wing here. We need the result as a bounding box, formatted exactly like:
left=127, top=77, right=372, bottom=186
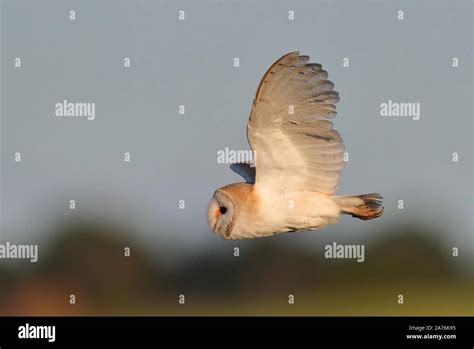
left=247, top=52, right=344, bottom=194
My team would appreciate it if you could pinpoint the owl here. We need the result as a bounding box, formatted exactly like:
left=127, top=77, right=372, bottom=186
left=208, top=52, right=383, bottom=240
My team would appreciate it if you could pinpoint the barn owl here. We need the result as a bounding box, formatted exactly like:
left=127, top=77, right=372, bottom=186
left=208, top=52, right=383, bottom=240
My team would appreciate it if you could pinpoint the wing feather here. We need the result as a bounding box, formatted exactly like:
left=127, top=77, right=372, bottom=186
left=230, top=162, right=256, bottom=183
left=247, top=52, right=344, bottom=194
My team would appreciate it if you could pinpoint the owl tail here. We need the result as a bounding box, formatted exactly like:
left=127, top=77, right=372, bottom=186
left=333, top=193, right=383, bottom=220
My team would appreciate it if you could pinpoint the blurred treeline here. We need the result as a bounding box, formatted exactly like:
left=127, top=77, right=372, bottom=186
left=0, top=221, right=472, bottom=316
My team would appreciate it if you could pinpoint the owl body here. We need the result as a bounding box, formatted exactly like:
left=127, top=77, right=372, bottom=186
left=209, top=183, right=342, bottom=240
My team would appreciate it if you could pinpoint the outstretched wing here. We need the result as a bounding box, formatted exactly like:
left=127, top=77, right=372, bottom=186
left=230, top=162, right=256, bottom=183
left=247, top=52, right=344, bottom=194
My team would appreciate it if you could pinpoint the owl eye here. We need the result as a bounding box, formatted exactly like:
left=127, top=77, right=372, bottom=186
left=219, top=206, right=227, bottom=214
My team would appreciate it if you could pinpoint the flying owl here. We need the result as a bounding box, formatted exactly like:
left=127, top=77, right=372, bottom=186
left=208, top=52, right=383, bottom=240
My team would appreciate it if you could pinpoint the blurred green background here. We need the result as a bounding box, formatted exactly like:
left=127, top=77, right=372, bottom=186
left=0, top=220, right=472, bottom=316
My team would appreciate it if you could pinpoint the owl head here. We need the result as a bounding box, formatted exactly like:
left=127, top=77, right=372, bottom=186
left=207, top=188, right=238, bottom=239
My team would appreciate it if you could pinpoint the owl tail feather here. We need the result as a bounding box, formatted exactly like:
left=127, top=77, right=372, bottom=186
left=333, top=193, right=384, bottom=220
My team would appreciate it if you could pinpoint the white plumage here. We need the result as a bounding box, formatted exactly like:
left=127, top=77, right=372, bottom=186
left=208, top=52, right=383, bottom=240
left=248, top=52, right=343, bottom=195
